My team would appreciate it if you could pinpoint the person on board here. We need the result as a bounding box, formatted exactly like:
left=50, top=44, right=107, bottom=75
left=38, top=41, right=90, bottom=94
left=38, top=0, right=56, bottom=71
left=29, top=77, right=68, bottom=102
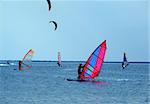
left=57, top=62, right=62, bottom=67
left=77, top=64, right=83, bottom=79
left=19, top=60, right=22, bottom=70
left=7, top=61, right=10, bottom=65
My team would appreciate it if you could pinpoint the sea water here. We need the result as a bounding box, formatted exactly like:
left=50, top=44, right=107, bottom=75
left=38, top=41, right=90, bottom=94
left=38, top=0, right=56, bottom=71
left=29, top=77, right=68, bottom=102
left=0, top=61, right=149, bottom=104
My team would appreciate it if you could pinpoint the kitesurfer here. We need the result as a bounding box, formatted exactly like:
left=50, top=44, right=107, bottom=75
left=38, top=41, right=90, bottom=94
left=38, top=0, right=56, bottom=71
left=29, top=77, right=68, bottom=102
left=77, top=64, right=83, bottom=79
left=49, top=21, right=57, bottom=30
left=47, top=0, right=51, bottom=11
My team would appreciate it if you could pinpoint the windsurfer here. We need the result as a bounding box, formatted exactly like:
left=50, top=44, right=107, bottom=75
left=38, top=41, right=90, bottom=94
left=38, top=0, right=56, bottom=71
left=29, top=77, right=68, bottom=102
left=7, top=61, right=10, bottom=65
left=77, top=64, right=83, bottom=79
left=19, top=60, right=21, bottom=70
left=57, top=62, right=61, bottom=67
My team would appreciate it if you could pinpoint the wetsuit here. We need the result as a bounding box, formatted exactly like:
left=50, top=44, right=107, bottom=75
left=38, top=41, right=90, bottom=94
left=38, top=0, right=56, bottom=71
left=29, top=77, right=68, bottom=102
left=77, top=64, right=82, bottom=79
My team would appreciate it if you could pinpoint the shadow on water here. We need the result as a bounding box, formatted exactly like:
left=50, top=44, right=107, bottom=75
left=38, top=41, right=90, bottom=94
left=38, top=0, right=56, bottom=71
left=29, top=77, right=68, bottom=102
left=66, top=78, right=106, bottom=85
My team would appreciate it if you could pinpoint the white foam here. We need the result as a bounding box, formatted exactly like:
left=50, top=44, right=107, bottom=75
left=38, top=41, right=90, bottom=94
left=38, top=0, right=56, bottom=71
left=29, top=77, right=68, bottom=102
left=116, top=78, right=129, bottom=81
left=0, top=63, right=9, bottom=67
left=9, top=63, right=16, bottom=65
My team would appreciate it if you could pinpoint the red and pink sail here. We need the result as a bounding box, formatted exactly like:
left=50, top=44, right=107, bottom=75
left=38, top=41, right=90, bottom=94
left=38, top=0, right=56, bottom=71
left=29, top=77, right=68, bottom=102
left=80, top=40, right=106, bottom=80
left=58, top=51, right=61, bottom=66
left=19, top=49, right=34, bottom=70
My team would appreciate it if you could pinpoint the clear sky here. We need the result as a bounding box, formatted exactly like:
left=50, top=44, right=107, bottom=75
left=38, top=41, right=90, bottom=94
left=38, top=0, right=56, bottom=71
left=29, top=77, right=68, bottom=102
left=0, top=0, right=149, bottom=61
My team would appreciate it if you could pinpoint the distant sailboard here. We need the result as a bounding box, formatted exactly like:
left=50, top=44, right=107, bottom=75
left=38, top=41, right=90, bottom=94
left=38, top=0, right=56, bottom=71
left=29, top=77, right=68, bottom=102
left=19, top=49, right=34, bottom=70
left=67, top=40, right=107, bottom=81
left=0, top=61, right=15, bottom=67
left=122, top=52, right=129, bottom=69
left=57, top=51, right=62, bottom=67
left=7, top=61, right=15, bottom=66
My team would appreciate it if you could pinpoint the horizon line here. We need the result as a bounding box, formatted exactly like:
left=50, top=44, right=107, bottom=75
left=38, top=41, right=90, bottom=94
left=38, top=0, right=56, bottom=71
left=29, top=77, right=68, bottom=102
left=0, top=60, right=150, bottom=63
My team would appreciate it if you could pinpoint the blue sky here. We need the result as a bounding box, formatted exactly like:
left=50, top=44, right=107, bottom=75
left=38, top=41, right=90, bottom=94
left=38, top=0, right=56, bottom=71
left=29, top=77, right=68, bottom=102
left=0, top=0, right=149, bottom=61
